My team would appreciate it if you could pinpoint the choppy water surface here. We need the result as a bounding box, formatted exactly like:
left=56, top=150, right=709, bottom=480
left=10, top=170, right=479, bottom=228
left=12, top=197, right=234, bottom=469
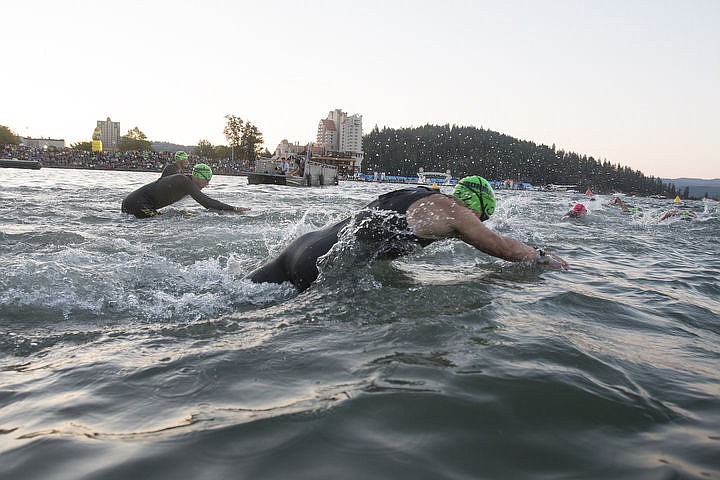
left=1, top=168, right=719, bottom=479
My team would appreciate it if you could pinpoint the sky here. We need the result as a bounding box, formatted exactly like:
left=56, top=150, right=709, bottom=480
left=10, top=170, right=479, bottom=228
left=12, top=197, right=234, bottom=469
left=3, top=0, right=718, bottom=179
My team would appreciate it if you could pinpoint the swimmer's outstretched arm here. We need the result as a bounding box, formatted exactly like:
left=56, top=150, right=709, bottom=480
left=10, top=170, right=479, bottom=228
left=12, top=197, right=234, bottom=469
left=610, top=197, right=630, bottom=212
left=459, top=218, right=569, bottom=270
left=408, top=196, right=569, bottom=270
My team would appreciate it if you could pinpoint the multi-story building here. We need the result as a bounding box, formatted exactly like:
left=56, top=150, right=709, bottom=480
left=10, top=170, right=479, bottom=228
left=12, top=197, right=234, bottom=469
left=339, top=113, right=363, bottom=154
left=97, top=117, right=121, bottom=152
left=316, top=119, right=338, bottom=152
left=315, top=109, right=363, bottom=175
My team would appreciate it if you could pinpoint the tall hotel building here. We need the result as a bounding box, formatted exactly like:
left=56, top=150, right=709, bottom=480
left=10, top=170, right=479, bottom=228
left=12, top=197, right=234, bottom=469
left=97, top=117, right=121, bottom=152
left=315, top=109, right=363, bottom=174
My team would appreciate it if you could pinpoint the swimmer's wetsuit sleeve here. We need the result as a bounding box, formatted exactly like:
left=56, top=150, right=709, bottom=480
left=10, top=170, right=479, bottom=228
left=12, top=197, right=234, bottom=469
left=145, top=174, right=235, bottom=211
left=187, top=183, right=236, bottom=211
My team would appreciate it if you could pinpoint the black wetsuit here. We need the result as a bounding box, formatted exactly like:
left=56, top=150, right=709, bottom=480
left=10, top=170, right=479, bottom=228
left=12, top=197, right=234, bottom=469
left=160, top=163, right=181, bottom=177
left=121, top=174, right=235, bottom=218
left=247, top=186, right=442, bottom=292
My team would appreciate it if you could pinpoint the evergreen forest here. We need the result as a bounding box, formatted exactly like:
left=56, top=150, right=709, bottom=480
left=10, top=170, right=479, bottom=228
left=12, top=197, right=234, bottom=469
left=362, top=124, right=676, bottom=196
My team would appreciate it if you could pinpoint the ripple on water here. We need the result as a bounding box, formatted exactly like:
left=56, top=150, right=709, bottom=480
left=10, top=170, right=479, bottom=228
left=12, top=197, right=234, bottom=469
left=1, top=173, right=719, bottom=480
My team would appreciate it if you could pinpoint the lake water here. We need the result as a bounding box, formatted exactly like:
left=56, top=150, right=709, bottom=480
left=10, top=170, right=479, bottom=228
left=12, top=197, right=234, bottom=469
left=1, top=168, right=719, bottom=479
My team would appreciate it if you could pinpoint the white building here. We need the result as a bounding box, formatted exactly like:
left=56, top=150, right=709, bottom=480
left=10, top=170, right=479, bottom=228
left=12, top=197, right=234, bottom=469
left=316, top=109, right=363, bottom=157
left=339, top=113, right=363, bottom=154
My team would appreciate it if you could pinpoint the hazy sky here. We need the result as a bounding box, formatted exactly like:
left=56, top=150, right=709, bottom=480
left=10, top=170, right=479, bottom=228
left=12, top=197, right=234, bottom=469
left=3, top=0, right=718, bottom=179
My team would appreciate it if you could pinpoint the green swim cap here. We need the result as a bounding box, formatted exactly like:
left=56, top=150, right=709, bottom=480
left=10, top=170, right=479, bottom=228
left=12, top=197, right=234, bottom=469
left=452, top=175, right=496, bottom=221
left=175, top=151, right=188, bottom=162
left=192, top=163, right=212, bottom=181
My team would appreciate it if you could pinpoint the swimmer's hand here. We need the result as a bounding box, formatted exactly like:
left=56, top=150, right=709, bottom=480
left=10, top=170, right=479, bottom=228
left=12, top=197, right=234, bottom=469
left=233, top=206, right=251, bottom=213
left=535, top=251, right=569, bottom=271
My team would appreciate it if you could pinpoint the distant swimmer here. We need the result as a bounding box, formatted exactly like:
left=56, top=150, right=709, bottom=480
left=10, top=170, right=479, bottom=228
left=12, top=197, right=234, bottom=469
left=567, top=203, right=587, bottom=218
left=121, top=163, right=250, bottom=218
left=609, top=196, right=630, bottom=212
left=247, top=175, right=568, bottom=292
left=161, top=151, right=189, bottom=177
left=658, top=209, right=697, bottom=222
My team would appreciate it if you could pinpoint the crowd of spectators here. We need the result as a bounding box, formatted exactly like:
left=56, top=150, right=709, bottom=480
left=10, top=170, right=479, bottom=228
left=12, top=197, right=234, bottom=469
left=1, top=145, right=254, bottom=176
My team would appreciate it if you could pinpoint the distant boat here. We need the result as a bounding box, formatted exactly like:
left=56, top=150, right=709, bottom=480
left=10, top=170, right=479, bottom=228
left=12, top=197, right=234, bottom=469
left=0, top=158, right=42, bottom=170
left=247, top=158, right=338, bottom=187
left=247, top=172, right=310, bottom=187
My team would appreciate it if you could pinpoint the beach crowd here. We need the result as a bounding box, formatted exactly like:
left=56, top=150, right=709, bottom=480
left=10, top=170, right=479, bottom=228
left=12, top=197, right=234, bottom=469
left=1, top=145, right=253, bottom=176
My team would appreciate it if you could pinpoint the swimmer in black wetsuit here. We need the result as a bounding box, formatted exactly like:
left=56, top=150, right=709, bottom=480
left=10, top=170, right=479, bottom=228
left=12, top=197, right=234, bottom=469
left=121, top=163, right=250, bottom=218
left=161, top=151, right=189, bottom=177
left=247, top=175, right=569, bottom=292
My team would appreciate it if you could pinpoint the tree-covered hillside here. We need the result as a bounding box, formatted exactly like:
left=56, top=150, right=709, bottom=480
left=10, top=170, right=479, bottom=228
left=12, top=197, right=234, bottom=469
left=363, top=124, right=675, bottom=196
